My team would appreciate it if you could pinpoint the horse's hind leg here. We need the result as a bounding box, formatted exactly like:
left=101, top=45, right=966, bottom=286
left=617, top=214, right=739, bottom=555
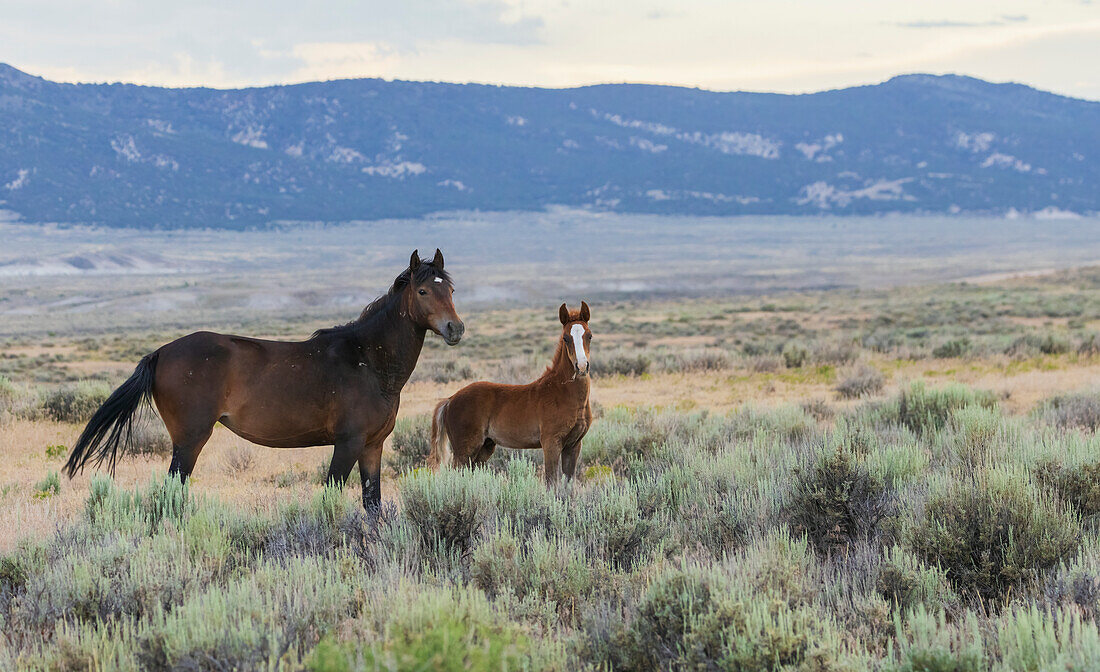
left=164, top=420, right=216, bottom=483
left=473, top=439, right=497, bottom=466
left=156, top=381, right=221, bottom=483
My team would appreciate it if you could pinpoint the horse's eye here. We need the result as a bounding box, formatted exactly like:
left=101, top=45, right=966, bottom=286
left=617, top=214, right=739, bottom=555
left=418, top=289, right=427, bottom=296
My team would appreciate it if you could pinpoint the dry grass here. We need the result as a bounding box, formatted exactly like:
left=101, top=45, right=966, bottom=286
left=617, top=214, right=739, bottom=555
left=4, top=350, right=1100, bottom=554
left=8, top=268, right=1100, bottom=552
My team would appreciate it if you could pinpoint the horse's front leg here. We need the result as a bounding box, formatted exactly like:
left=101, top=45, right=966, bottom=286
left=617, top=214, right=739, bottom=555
left=561, top=440, right=582, bottom=482
left=358, top=439, right=385, bottom=512
left=325, top=434, right=364, bottom=487
left=540, top=437, right=563, bottom=486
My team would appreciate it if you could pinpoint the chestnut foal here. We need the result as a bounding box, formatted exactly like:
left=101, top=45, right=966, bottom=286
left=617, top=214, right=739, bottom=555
left=430, top=302, right=593, bottom=484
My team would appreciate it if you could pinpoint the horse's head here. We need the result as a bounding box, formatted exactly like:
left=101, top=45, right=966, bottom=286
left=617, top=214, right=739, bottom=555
left=405, top=249, right=464, bottom=345
left=558, top=301, right=592, bottom=378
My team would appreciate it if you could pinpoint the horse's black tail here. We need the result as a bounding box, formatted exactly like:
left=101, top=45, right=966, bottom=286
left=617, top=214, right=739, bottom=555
left=64, top=351, right=159, bottom=478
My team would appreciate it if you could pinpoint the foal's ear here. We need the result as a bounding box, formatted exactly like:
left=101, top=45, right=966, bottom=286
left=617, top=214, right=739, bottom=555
left=432, top=248, right=445, bottom=270
left=558, top=303, right=570, bottom=325
left=409, top=250, right=421, bottom=270
left=580, top=301, right=590, bottom=322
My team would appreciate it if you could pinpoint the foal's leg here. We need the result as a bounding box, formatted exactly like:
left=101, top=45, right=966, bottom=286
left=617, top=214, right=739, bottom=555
left=357, top=439, right=385, bottom=512
left=541, top=438, right=563, bottom=486
left=473, top=439, right=497, bottom=466
left=561, top=440, right=582, bottom=481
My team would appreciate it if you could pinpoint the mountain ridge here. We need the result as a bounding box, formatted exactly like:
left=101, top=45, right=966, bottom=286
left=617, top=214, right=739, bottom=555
left=1, top=64, right=1096, bottom=228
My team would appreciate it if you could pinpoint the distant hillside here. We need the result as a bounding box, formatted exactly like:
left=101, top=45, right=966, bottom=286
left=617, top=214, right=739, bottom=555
left=1, top=64, right=1097, bottom=228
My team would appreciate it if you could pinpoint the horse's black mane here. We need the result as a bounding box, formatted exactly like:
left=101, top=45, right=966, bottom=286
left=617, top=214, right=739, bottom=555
left=310, top=261, right=452, bottom=339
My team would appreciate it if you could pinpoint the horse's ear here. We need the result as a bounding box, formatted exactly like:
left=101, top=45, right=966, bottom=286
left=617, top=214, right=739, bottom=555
left=580, top=301, right=590, bottom=322
left=432, top=248, right=444, bottom=270
left=558, top=303, right=570, bottom=325
left=409, top=250, right=421, bottom=270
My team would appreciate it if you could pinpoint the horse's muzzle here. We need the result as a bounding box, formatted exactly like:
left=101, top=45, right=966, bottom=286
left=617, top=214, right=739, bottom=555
left=443, top=320, right=465, bottom=346
left=574, top=362, right=590, bottom=377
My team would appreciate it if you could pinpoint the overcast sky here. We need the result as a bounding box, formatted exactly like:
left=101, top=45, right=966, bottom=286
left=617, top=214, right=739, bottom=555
left=2, top=1, right=1098, bottom=99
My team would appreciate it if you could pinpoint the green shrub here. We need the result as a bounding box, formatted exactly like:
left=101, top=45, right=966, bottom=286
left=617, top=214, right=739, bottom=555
left=801, top=398, right=835, bottom=422
left=1077, top=333, right=1100, bottom=357
left=130, top=417, right=173, bottom=456
left=38, top=381, right=111, bottom=423
left=1042, top=538, right=1100, bottom=621
left=996, top=605, right=1100, bottom=671
left=835, top=365, right=886, bottom=399
left=889, top=607, right=984, bottom=672
left=787, top=448, right=896, bottom=555
left=1034, top=392, right=1100, bottom=432
left=932, top=338, right=971, bottom=359
left=1035, top=460, right=1100, bottom=521
left=411, top=358, right=476, bottom=384
left=362, top=588, right=534, bottom=672
left=32, top=471, right=61, bottom=499
left=874, top=382, right=998, bottom=436
left=572, top=479, right=663, bottom=570
left=470, top=526, right=599, bottom=622
left=656, top=348, right=730, bottom=373
left=1005, top=333, right=1071, bottom=357
left=399, top=468, right=493, bottom=556
left=910, top=469, right=1080, bottom=603
left=727, top=404, right=817, bottom=444
left=0, top=375, right=18, bottom=422
left=135, top=558, right=354, bottom=670
left=388, top=414, right=432, bottom=476
left=812, top=341, right=860, bottom=366
left=782, top=341, right=810, bottom=368
left=85, top=475, right=195, bottom=535
left=630, top=567, right=712, bottom=668
left=623, top=562, right=856, bottom=671
left=876, top=546, right=957, bottom=613
left=582, top=407, right=676, bottom=473
left=592, top=351, right=651, bottom=377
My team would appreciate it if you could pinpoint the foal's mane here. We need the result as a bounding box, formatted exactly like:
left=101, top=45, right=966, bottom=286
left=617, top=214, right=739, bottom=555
left=310, top=262, right=452, bottom=339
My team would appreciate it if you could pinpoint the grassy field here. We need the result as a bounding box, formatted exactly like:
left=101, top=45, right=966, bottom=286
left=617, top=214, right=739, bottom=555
left=2, top=266, right=1100, bottom=669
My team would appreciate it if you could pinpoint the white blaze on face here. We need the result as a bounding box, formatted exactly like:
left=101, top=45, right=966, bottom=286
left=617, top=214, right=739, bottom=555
left=570, top=324, right=588, bottom=368
left=434, top=277, right=443, bottom=283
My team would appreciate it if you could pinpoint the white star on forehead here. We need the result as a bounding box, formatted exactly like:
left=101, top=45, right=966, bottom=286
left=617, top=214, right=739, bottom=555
left=434, top=277, right=443, bottom=283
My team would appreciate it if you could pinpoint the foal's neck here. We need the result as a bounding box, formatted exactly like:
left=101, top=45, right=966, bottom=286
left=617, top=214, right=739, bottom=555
left=544, top=341, right=589, bottom=394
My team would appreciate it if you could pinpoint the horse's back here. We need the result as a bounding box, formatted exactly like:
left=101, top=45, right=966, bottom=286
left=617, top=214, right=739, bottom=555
left=445, top=380, right=542, bottom=450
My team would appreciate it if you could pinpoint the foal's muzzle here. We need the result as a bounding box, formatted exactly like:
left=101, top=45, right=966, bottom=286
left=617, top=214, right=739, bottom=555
left=574, top=362, right=590, bottom=377
left=442, top=320, right=465, bottom=346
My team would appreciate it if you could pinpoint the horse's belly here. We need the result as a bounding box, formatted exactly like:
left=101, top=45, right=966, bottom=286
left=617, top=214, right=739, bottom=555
left=488, top=423, right=541, bottom=450
left=220, top=416, right=332, bottom=448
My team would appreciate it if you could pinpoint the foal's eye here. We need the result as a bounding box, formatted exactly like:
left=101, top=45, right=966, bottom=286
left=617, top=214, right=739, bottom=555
left=418, top=289, right=427, bottom=296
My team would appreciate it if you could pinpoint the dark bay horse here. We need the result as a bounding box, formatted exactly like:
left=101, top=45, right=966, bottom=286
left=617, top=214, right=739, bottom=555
left=430, top=302, right=592, bottom=484
left=64, top=249, right=463, bottom=510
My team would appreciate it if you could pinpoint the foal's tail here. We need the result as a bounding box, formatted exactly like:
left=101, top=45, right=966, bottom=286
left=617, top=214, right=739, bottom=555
left=64, top=351, right=159, bottom=478
left=429, top=399, right=453, bottom=470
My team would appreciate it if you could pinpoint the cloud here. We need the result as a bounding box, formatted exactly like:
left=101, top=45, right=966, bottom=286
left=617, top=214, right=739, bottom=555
left=896, top=15, right=1029, bottom=29
left=289, top=42, right=403, bottom=82
left=0, top=0, right=544, bottom=87
left=646, top=8, right=686, bottom=20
